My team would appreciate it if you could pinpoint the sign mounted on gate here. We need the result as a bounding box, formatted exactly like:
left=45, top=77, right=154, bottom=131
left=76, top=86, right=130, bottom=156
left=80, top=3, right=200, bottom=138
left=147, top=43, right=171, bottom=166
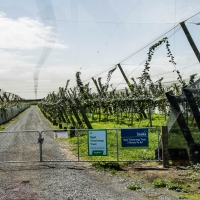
left=54, top=131, right=68, bottom=140
left=88, top=130, right=107, bottom=156
left=121, top=128, right=148, bottom=148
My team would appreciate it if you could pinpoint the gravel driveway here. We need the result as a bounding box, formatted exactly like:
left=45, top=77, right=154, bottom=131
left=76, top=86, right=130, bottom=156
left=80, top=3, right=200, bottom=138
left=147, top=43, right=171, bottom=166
left=0, top=106, right=149, bottom=200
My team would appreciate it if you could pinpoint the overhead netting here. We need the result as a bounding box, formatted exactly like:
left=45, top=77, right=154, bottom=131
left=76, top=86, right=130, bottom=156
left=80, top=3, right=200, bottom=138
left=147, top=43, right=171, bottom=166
left=166, top=78, right=200, bottom=151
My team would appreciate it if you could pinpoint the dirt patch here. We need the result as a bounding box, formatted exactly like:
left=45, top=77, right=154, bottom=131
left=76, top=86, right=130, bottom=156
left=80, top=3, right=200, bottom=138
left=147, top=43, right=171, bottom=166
left=122, top=162, right=185, bottom=181
left=114, top=162, right=200, bottom=199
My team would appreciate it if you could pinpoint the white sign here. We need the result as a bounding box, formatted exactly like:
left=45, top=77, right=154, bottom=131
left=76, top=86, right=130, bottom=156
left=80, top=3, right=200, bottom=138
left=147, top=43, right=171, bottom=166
left=54, top=131, right=68, bottom=140
left=88, top=130, right=107, bottom=156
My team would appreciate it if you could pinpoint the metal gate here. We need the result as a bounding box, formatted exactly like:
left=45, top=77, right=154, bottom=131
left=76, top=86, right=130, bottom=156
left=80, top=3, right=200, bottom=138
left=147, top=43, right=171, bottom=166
left=0, top=131, right=40, bottom=163
left=0, top=128, right=161, bottom=163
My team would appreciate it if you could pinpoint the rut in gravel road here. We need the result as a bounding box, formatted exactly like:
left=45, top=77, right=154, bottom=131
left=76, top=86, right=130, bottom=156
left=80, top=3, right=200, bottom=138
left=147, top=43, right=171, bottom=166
left=0, top=106, right=149, bottom=200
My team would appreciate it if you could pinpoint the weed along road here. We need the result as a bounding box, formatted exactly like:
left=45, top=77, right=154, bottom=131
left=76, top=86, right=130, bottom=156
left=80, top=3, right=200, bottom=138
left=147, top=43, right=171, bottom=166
left=0, top=106, right=148, bottom=200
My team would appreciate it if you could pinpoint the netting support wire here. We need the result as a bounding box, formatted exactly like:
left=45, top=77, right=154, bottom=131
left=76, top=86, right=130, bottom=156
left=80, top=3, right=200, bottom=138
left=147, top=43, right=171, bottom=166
left=180, top=21, right=200, bottom=63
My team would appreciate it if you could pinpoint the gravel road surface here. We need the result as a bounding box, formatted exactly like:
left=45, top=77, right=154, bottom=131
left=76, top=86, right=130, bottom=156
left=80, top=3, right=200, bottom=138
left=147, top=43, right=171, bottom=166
left=0, top=106, right=150, bottom=200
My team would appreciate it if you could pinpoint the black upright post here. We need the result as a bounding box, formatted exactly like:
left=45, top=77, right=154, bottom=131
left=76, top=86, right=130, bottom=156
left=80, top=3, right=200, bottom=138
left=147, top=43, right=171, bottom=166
left=74, top=98, right=93, bottom=129
left=68, top=98, right=83, bottom=127
left=92, top=77, right=101, bottom=96
left=166, top=91, right=195, bottom=148
left=180, top=21, right=200, bottom=63
left=183, top=88, right=200, bottom=131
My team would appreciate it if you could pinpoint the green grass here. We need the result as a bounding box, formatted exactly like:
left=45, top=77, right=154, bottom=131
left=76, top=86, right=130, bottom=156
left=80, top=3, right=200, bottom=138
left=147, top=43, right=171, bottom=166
left=68, top=122, right=160, bottom=162
left=90, top=113, right=167, bottom=128
left=68, top=113, right=199, bottom=163
left=153, top=179, right=167, bottom=188
left=126, top=183, right=141, bottom=191
left=39, top=108, right=199, bottom=164
left=168, top=116, right=200, bottom=155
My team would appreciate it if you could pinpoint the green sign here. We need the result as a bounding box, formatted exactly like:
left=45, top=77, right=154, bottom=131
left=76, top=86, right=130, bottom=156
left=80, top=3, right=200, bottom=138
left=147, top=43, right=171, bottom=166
left=88, top=130, right=107, bottom=156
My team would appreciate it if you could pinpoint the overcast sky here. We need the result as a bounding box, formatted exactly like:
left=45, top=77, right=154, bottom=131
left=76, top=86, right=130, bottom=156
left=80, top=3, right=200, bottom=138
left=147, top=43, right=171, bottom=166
left=0, top=0, right=200, bottom=99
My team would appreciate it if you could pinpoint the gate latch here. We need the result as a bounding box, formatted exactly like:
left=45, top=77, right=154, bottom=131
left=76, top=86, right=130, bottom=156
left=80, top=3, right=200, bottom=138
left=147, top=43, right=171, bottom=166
left=38, top=138, right=44, bottom=144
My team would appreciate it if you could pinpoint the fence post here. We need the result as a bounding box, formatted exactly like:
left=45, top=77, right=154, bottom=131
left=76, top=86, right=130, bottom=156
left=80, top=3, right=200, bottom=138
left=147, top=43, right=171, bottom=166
left=38, top=132, right=43, bottom=162
left=162, top=126, right=169, bottom=168
left=116, top=129, right=119, bottom=162
left=77, top=130, right=80, bottom=162
left=157, top=129, right=161, bottom=161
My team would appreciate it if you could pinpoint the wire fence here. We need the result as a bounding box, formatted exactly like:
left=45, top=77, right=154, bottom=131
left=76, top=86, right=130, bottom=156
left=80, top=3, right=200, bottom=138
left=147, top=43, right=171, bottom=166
left=0, top=128, right=161, bottom=163
left=0, top=131, right=40, bottom=163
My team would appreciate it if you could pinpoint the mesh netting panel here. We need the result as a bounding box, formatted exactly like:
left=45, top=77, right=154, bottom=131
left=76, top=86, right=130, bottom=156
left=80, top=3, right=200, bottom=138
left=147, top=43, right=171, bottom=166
left=167, top=105, right=200, bottom=150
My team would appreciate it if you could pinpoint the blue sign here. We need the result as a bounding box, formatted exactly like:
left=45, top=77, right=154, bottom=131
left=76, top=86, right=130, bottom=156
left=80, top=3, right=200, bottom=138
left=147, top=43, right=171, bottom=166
left=121, top=128, right=148, bottom=148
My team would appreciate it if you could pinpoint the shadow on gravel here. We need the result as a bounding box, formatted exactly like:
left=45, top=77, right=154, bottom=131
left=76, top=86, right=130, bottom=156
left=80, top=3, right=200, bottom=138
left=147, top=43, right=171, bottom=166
left=0, top=163, right=91, bottom=171
left=134, top=167, right=169, bottom=171
left=134, top=166, right=187, bottom=171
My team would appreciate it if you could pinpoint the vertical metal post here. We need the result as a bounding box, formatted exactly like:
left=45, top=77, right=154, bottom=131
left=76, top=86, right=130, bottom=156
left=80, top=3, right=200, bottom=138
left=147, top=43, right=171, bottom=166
left=157, top=129, right=161, bottom=161
left=116, top=129, right=119, bottom=162
left=77, top=129, right=80, bottom=161
left=39, top=132, right=43, bottom=162
left=162, top=126, right=169, bottom=168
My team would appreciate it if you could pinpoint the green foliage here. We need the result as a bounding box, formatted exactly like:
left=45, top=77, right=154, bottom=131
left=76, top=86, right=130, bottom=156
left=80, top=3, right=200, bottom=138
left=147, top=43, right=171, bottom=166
left=168, top=116, right=200, bottom=151
left=92, top=162, right=122, bottom=171
left=188, top=163, right=200, bottom=172
left=126, top=183, right=141, bottom=191
left=167, top=183, right=182, bottom=191
left=153, top=179, right=183, bottom=192
left=67, top=123, right=160, bottom=162
left=179, top=193, right=200, bottom=200
left=153, top=179, right=167, bottom=188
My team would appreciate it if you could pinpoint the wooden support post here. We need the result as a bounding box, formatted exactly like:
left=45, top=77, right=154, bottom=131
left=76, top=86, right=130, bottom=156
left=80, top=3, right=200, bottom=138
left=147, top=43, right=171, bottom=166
left=92, top=77, right=101, bottom=96
left=131, top=100, right=134, bottom=126
left=62, top=110, right=71, bottom=124
left=57, top=106, right=66, bottom=123
left=117, top=63, right=132, bottom=91
left=74, top=98, right=93, bottom=129
left=69, top=115, right=76, bottom=127
left=0, top=95, right=4, bottom=102
left=148, top=101, right=152, bottom=127
left=166, top=91, right=195, bottom=148
left=180, top=21, right=200, bottom=63
left=3, top=93, right=10, bottom=102
left=162, top=125, right=169, bottom=168
left=68, top=98, right=83, bottom=127
left=117, top=63, right=147, bottom=119
left=61, top=97, right=76, bottom=126
left=183, top=88, right=200, bottom=131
